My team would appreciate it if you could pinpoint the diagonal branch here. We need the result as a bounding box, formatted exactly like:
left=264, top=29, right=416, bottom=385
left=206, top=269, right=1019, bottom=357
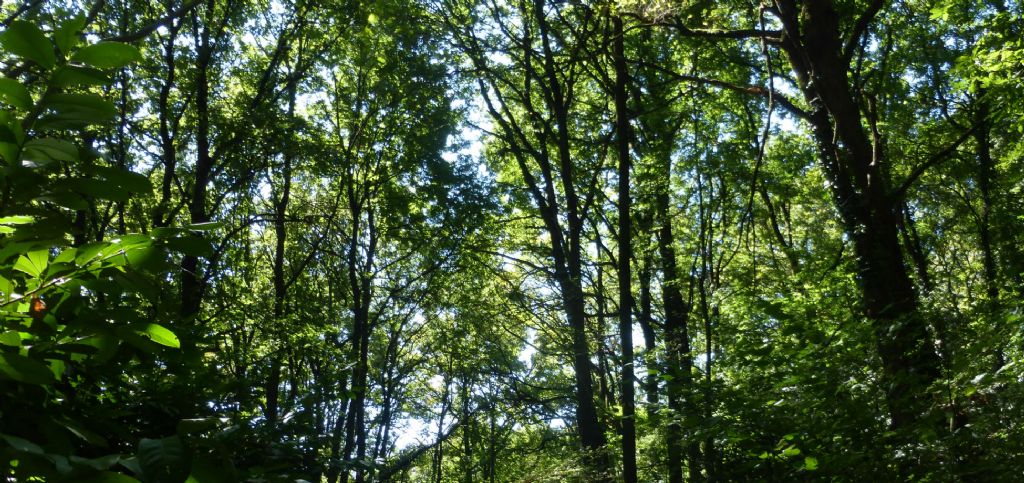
left=842, top=0, right=886, bottom=63
left=890, top=125, right=978, bottom=203
left=632, top=59, right=810, bottom=120
left=104, top=0, right=204, bottom=42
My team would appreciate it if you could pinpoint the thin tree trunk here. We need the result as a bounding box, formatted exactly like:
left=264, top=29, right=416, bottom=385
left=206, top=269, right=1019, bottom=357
left=462, top=376, right=473, bottom=483
left=265, top=71, right=297, bottom=429
left=181, top=3, right=215, bottom=319
left=638, top=255, right=658, bottom=414
left=975, top=94, right=998, bottom=304
left=656, top=153, right=699, bottom=483
left=153, top=11, right=180, bottom=229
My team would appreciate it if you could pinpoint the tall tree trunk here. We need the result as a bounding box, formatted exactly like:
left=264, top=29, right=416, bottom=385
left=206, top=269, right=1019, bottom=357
left=461, top=376, right=473, bottom=483
left=775, top=0, right=943, bottom=432
left=265, top=71, right=297, bottom=429
left=975, top=94, right=998, bottom=304
left=181, top=4, right=215, bottom=319
left=341, top=188, right=376, bottom=483
left=638, top=255, right=658, bottom=414
left=656, top=153, right=699, bottom=483
left=466, top=0, right=609, bottom=475
left=612, top=15, right=637, bottom=483
left=327, top=374, right=350, bottom=483
left=596, top=238, right=614, bottom=411
left=153, top=11, right=181, bottom=229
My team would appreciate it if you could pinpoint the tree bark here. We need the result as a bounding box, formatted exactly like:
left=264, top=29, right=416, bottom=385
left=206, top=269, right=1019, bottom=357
left=774, top=0, right=943, bottom=432
left=612, top=14, right=637, bottom=483
left=180, top=3, right=216, bottom=319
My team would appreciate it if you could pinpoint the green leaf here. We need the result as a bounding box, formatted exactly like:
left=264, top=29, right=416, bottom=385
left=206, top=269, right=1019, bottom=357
left=138, top=323, right=180, bottom=348
left=186, top=455, right=231, bottom=483
left=14, top=249, right=48, bottom=277
left=51, top=65, right=110, bottom=87
left=91, top=165, right=152, bottom=193
left=23, top=138, right=79, bottom=162
left=44, top=92, right=117, bottom=118
left=81, top=471, right=141, bottom=483
left=0, top=352, right=57, bottom=384
left=164, top=236, right=213, bottom=257
left=0, top=331, right=21, bottom=346
left=75, top=242, right=106, bottom=265
left=177, top=418, right=225, bottom=435
left=0, top=21, right=56, bottom=68
left=0, top=78, right=32, bottom=110
left=0, top=215, right=35, bottom=225
left=36, top=92, right=117, bottom=128
left=137, top=436, right=189, bottom=482
left=0, top=433, right=45, bottom=454
left=804, top=456, right=819, bottom=470
left=182, top=221, right=224, bottom=231
left=59, top=418, right=108, bottom=447
left=71, top=42, right=142, bottom=69
left=54, top=15, right=87, bottom=54
left=48, top=358, right=65, bottom=379
left=0, top=275, right=13, bottom=301
left=50, top=177, right=133, bottom=201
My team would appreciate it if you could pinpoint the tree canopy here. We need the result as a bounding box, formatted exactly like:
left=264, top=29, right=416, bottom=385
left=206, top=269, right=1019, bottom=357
left=1, top=0, right=1022, bottom=481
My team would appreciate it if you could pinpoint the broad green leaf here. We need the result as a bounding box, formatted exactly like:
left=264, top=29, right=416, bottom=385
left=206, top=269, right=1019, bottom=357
left=81, top=471, right=140, bottom=483
left=53, top=15, right=87, bottom=54
left=75, top=242, right=111, bottom=265
left=91, top=165, right=152, bottom=193
left=59, top=418, right=108, bottom=447
left=37, top=92, right=117, bottom=128
left=0, top=352, right=57, bottom=384
left=804, top=456, right=819, bottom=470
left=0, top=433, right=44, bottom=454
left=138, top=323, right=180, bottom=348
left=186, top=455, right=231, bottom=483
left=0, top=331, right=21, bottom=346
left=182, top=221, right=224, bottom=231
left=23, top=138, right=79, bottom=162
left=14, top=249, right=48, bottom=277
left=164, top=236, right=213, bottom=257
left=0, top=215, right=34, bottom=224
left=44, top=92, right=118, bottom=118
left=0, top=21, right=56, bottom=68
left=70, top=454, right=121, bottom=471
left=51, top=65, right=110, bottom=87
left=48, top=358, right=65, bottom=379
left=52, top=247, right=77, bottom=264
left=0, top=275, right=13, bottom=300
left=0, top=78, right=32, bottom=110
left=137, top=436, right=188, bottom=482
left=177, top=417, right=225, bottom=435
left=71, top=42, right=142, bottom=69
left=50, top=177, right=135, bottom=201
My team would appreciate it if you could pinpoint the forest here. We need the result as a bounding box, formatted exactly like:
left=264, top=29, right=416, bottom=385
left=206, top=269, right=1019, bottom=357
left=0, top=0, right=1022, bottom=480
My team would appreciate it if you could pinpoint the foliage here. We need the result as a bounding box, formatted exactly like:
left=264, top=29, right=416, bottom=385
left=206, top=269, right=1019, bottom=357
left=2, top=0, right=1023, bottom=481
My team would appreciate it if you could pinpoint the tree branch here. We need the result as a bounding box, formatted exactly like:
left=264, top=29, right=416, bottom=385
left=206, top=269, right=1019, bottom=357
left=890, top=125, right=978, bottom=203
left=103, top=0, right=203, bottom=42
left=632, top=59, right=810, bottom=120
left=842, top=0, right=886, bottom=63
